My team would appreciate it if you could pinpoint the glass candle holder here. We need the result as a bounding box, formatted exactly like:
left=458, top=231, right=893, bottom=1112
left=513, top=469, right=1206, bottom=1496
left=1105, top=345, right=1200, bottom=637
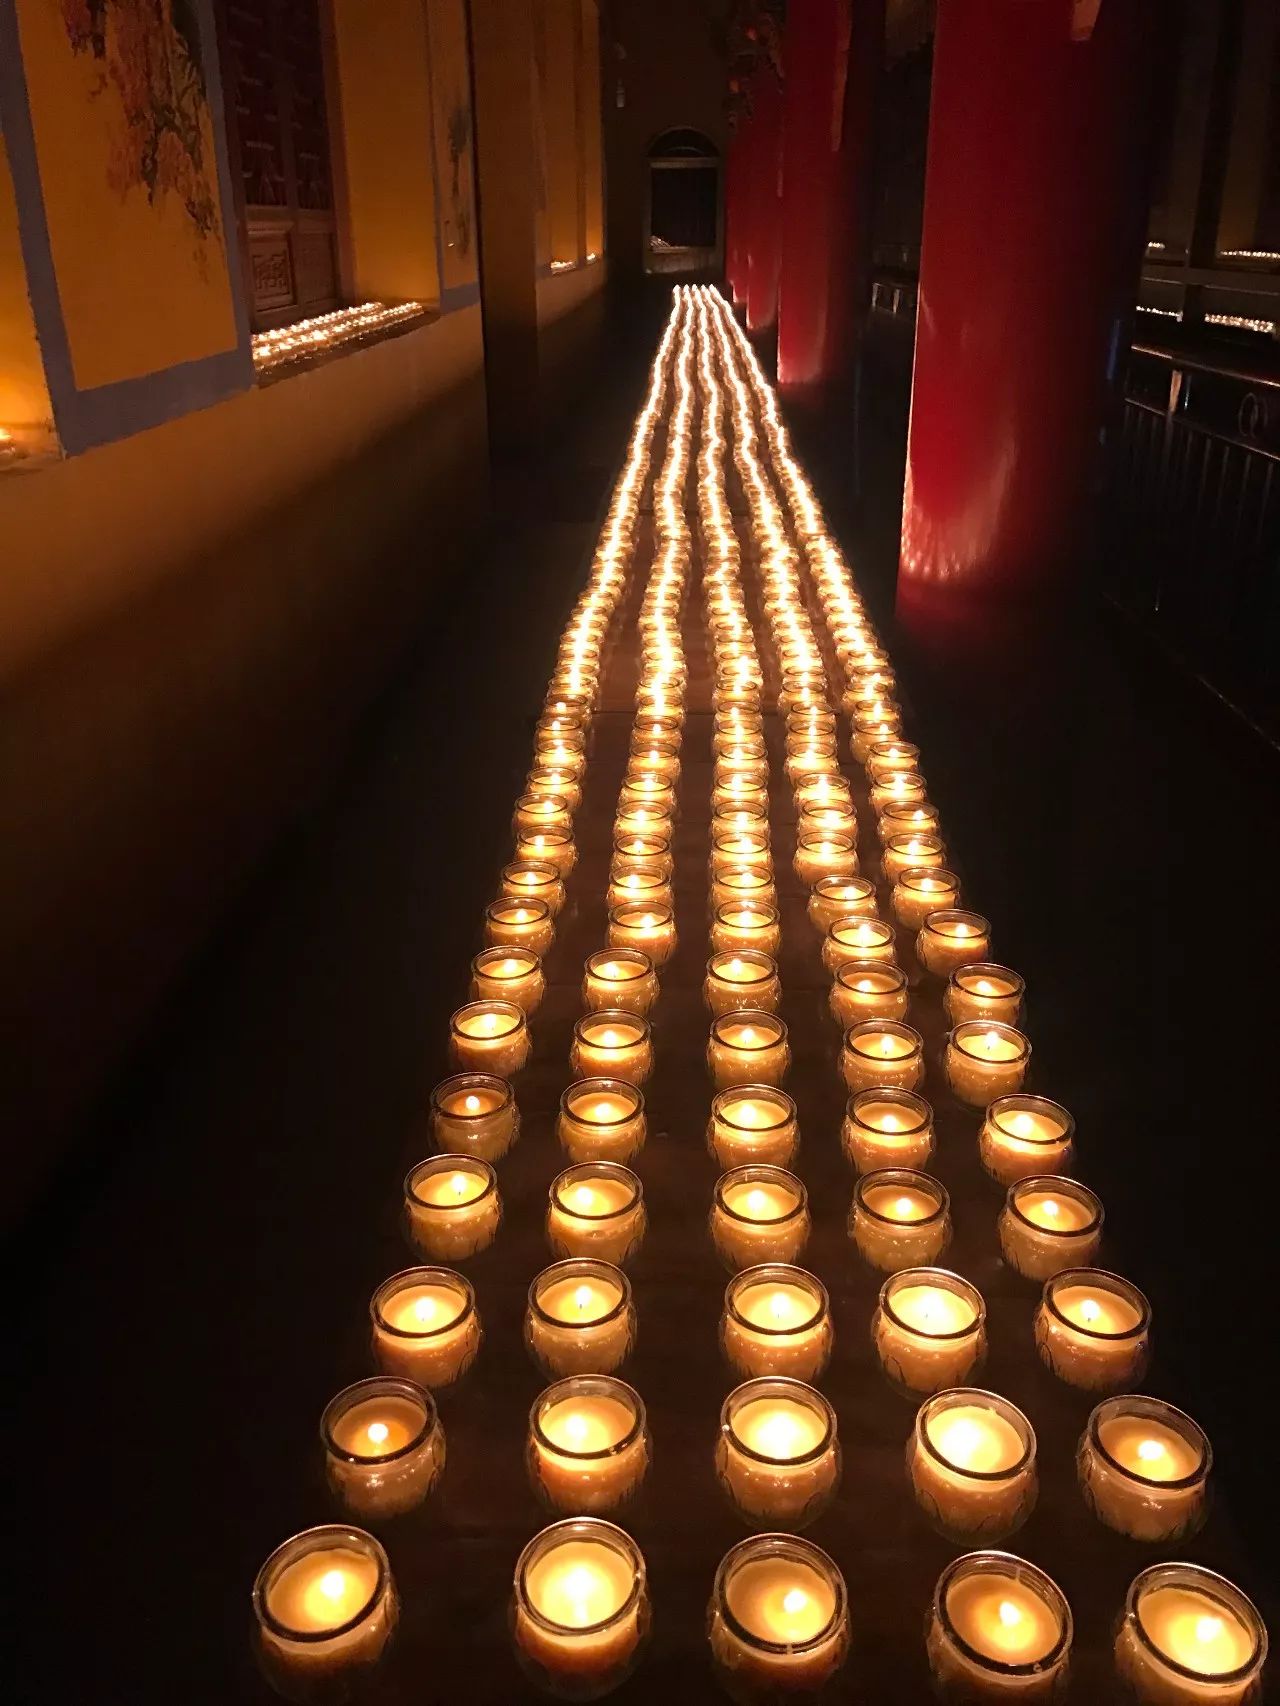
left=557, top=1080, right=646, bottom=1165
left=371, top=1267, right=481, bottom=1388
left=721, top=1265, right=833, bottom=1382
left=404, top=1156, right=501, bottom=1262
left=830, top=961, right=909, bottom=1027
left=947, top=964, right=1026, bottom=1027
left=708, top=1086, right=800, bottom=1170
left=253, top=1524, right=397, bottom=1701
left=450, top=1000, right=531, bottom=1077
left=713, top=902, right=783, bottom=957
left=841, top=1020, right=925, bottom=1093
left=628, top=736, right=681, bottom=781
left=1115, top=1564, right=1266, bottom=1706
left=1079, top=1397, right=1211, bottom=1544
left=808, top=875, right=879, bottom=934
left=528, top=767, right=583, bottom=813
left=867, top=738, right=920, bottom=779
left=512, top=1518, right=649, bottom=1700
left=851, top=710, right=903, bottom=761
left=842, top=1089, right=935, bottom=1173
left=716, top=1379, right=840, bottom=1531
left=320, top=1377, right=445, bottom=1522
left=613, top=832, right=672, bottom=879
left=785, top=739, right=839, bottom=785
left=874, top=1269, right=987, bottom=1396
left=708, top=1534, right=850, bottom=1699
left=502, top=859, right=566, bottom=917
left=910, top=1391, right=1038, bottom=1544
left=582, top=949, right=658, bottom=1016
left=711, top=866, right=777, bottom=915
left=878, top=800, right=942, bottom=846
left=980, top=1095, right=1076, bottom=1186
left=792, top=832, right=858, bottom=889
left=796, top=800, right=857, bottom=843
left=471, top=946, right=546, bottom=1015
left=946, top=1022, right=1031, bottom=1107
left=711, top=828, right=773, bottom=876
left=548, top=1164, right=646, bottom=1266
left=613, top=799, right=673, bottom=841
left=526, top=1259, right=636, bottom=1377
left=430, top=1073, right=519, bottom=1162
left=927, top=1552, right=1072, bottom=1701
left=515, top=792, right=573, bottom=838
left=528, top=1377, right=651, bottom=1516
left=870, top=768, right=928, bottom=815
left=486, top=899, right=556, bottom=962
left=716, top=753, right=769, bottom=789
left=618, top=772, right=676, bottom=818
left=822, top=915, right=897, bottom=974
left=851, top=1169, right=951, bottom=1272
left=793, top=776, right=854, bottom=819
left=606, top=902, right=676, bottom=966
left=1000, top=1178, right=1103, bottom=1281
left=570, top=1012, right=653, bottom=1086
left=515, top=826, right=578, bottom=877
left=918, top=910, right=993, bottom=976
left=1036, top=1269, right=1151, bottom=1392
left=705, top=951, right=782, bottom=1016
left=893, top=867, right=963, bottom=931
left=712, top=802, right=770, bottom=841
left=713, top=728, right=766, bottom=759
left=606, top=863, right=672, bottom=915
left=712, top=1166, right=810, bottom=1271
left=709, top=1012, right=791, bottom=1088
left=712, top=773, right=770, bottom=816
left=883, top=832, right=946, bottom=883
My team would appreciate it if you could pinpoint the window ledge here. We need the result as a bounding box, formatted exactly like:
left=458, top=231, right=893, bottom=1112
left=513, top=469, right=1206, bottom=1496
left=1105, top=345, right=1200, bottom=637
left=252, top=301, right=436, bottom=387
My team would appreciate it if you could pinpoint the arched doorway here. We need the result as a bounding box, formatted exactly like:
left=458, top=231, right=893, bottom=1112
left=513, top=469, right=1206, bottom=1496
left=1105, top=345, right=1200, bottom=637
left=646, top=129, right=721, bottom=275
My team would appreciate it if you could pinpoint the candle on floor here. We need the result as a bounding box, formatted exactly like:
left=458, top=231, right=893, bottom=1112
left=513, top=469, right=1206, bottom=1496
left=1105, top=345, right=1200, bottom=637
left=321, top=1377, right=445, bottom=1521
left=708, top=1085, right=799, bottom=1170
left=945, top=1023, right=1031, bottom=1106
left=557, top=1080, right=646, bottom=1165
left=404, top=1156, right=501, bottom=1261
left=711, top=865, right=777, bottom=914
left=917, top=910, right=992, bottom=976
left=796, top=800, right=857, bottom=844
left=629, top=736, right=681, bottom=781
left=851, top=1169, right=951, bottom=1272
left=1036, top=1269, right=1151, bottom=1391
left=716, top=1379, right=840, bottom=1530
left=712, top=901, right=783, bottom=957
left=793, top=832, right=859, bottom=888
left=485, top=896, right=555, bottom=956
left=618, top=772, right=676, bottom=817
left=704, top=951, right=781, bottom=1016
left=513, top=1519, right=649, bottom=1696
left=808, top=875, right=879, bottom=933
left=709, top=1535, right=849, bottom=1694
left=1079, top=1396, right=1210, bottom=1543
left=371, top=1267, right=481, bottom=1388
left=501, top=859, right=566, bottom=917
left=527, top=766, right=582, bottom=813
left=514, top=826, right=577, bottom=876
left=527, top=1260, right=635, bottom=1377
left=450, top=1000, right=531, bottom=1077
left=877, top=799, right=942, bottom=846
left=870, top=768, right=927, bottom=816
left=709, top=1012, right=791, bottom=1088
left=867, top=738, right=920, bottom=778
left=606, top=902, right=677, bottom=966
left=830, top=961, right=909, bottom=1027
left=711, top=772, right=769, bottom=815
left=253, top=1525, right=397, bottom=1698
left=712, top=1166, right=810, bottom=1271
left=874, top=1269, right=987, bottom=1396
left=721, top=1265, right=833, bottom=1382
left=910, top=1391, right=1038, bottom=1543
left=893, top=867, right=963, bottom=931
left=851, top=710, right=902, bottom=761
left=980, top=1096, right=1076, bottom=1186
left=429, top=1073, right=519, bottom=1162
left=570, top=1012, right=654, bottom=1086
left=947, top=964, right=1025, bottom=1027
left=710, top=827, right=772, bottom=875
left=1000, top=1178, right=1103, bottom=1280
left=822, top=916, right=897, bottom=974
left=842, top=1089, right=935, bottom=1173
left=514, top=791, right=573, bottom=838
left=1115, top=1565, right=1266, bottom=1706
left=613, top=831, right=673, bottom=879
left=548, top=1164, right=646, bottom=1266
left=927, top=1552, right=1072, bottom=1700
left=613, top=799, right=673, bottom=842
left=470, top=946, right=546, bottom=1014
left=529, top=1377, right=650, bottom=1515
left=582, top=950, right=659, bottom=1016
left=841, top=1020, right=925, bottom=1093
left=883, top=831, right=946, bottom=883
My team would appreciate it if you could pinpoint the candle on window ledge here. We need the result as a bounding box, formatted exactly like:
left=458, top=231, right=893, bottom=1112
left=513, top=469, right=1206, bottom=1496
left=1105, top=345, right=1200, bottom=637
left=822, top=915, right=897, bottom=974
left=371, top=1267, right=481, bottom=1388
left=526, top=1259, right=636, bottom=1377
left=1036, top=1269, right=1151, bottom=1391
left=883, top=832, right=947, bottom=883
left=450, top=1000, right=531, bottom=1077
left=613, top=830, right=673, bottom=879
left=606, top=901, right=676, bottom=966
left=917, top=910, right=992, bottom=977
left=708, top=1085, right=799, bottom=1170
left=793, top=831, right=859, bottom=888
left=842, top=1089, right=935, bottom=1173
left=808, top=875, right=879, bottom=934
left=980, top=1095, right=1076, bottom=1186
left=557, top=1080, right=646, bottom=1165
left=851, top=1169, right=951, bottom=1272
left=1000, top=1178, right=1103, bottom=1280
left=705, top=950, right=781, bottom=1016
left=870, top=768, right=928, bottom=816
left=605, top=862, right=672, bottom=915
left=528, top=1377, right=650, bottom=1516
left=570, top=1011, right=653, bottom=1086
left=502, top=859, right=566, bottom=917
left=471, top=946, right=546, bottom=1014
left=721, top=1265, right=833, bottom=1382
left=430, top=1073, right=519, bottom=1162
left=945, top=1022, right=1031, bottom=1107
left=582, top=949, right=658, bottom=1016
left=512, top=1518, right=649, bottom=1697
left=712, top=1166, right=810, bottom=1271
left=927, top=1551, right=1072, bottom=1701
left=485, top=896, right=555, bottom=956
left=910, top=1391, right=1038, bottom=1544
left=830, top=961, right=909, bottom=1027
left=712, top=901, right=783, bottom=958
left=1115, top=1564, right=1266, bottom=1706
left=515, top=791, right=574, bottom=838
left=711, top=864, right=777, bottom=915
left=878, top=799, right=942, bottom=846
left=874, top=1268, right=987, bottom=1396
left=404, top=1156, right=501, bottom=1261
left=253, top=1525, right=397, bottom=1700
left=841, top=1020, right=925, bottom=1093
left=709, top=1011, right=791, bottom=1088
left=548, top=1164, right=646, bottom=1266
left=716, top=1380, right=840, bottom=1530
left=1078, top=1397, right=1211, bottom=1544
left=708, top=1535, right=850, bottom=1696
left=893, top=867, right=963, bottom=931
left=320, top=1377, right=445, bottom=1521
left=946, top=964, right=1025, bottom=1027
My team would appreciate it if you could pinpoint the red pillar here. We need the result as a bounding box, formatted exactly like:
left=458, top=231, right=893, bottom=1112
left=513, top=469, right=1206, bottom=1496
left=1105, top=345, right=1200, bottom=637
left=725, top=128, right=749, bottom=307
left=746, top=64, right=784, bottom=334
left=777, top=0, right=883, bottom=391
left=897, top=0, right=1156, bottom=655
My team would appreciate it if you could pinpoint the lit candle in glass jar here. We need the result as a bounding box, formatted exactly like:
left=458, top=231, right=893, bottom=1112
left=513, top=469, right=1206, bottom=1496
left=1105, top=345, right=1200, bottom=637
left=910, top=1391, right=1037, bottom=1543
left=981, top=1096, right=1075, bottom=1186
left=712, top=902, right=782, bottom=957
left=866, top=738, right=920, bottom=778
left=945, top=1023, right=1031, bottom=1107
left=1000, top=1178, right=1103, bottom=1280
left=947, top=964, right=1025, bottom=1027
left=917, top=910, right=992, bottom=976
left=830, top=961, right=909, bottom=1027
left=628, top=736, right=681, bottom=781
left=607, top=902, right=677, bottom=966
left=927, top=1552, right=1072, bottom=1701
left=841, top=1020, right=925, bottom=1092
left=796, top=801, right=857, bottom=844
left=557, top=1079, right=646, bottom=1165
left=808, top=875, right=879, bottom=934
left=794, top=832, right=859, bottom=888
left=1036, top=1269, right=1151, bottom=1391
left=450, top=1000, right=531, bottom=1077
left=851, top=1169, right=951, bottom=1272
left=514, top=827, right=577, bottom=876
left=404, top=1156, right=501, bottom=1261
left=883, top=832, right=946, bottom=883
left=708, top=1085, right=799, bottom=1170
left=320, top=1377, right=445, bottom=1521
left=613, top=831, right=672, bottom=879
left=253, top=1525, right=397, bottom=1699
left=528, top=1377, right=650, bottom=1515
left=618, top=772, right=676, bottom=817
left=605, top=862, right=672, bottom=915
left=716, top=1380, right=840, bottom=1530
left=527, top=766, right=582, bottom=813
left=721, top=1265, right=833, bottom=1382
left=1115, top=1564, right=1266, bottom=1706
left=430, top=1073, right=518, bottom=1162
left=878, top=799, right=942, bottom=846
left=513, top=1519, right=649, bottom=1696
left=582, top=949, right=658, bottom=1016
left=370, top=1266, right=481, bottom=1388
left=470, top=946, right=545, bottom=1014
left=711, top=1166, right=810, bottom=1270
left=705, top=951, right=781, bottom=1016
left=514, top=791, right=573, bottom=837
left=709, top=1012, right=791, bottom=1088
left=711, top=864, right=777, bottom=914
left=711, top=828, right=772, bottom=875
left=571, top=1011, right=654, bottom=1085
left=893, top=867, right=962, bottom=930
left=842, top=1089, right=935, bottom=1173
left=874, top=1269, right=987, bottom=1395
left=822, top=915, right=897, bottom=974
left=1078, top=1396, right=1210, bottom=1543
left=548, top=1164, right=646, bottom=1266
left=526, top=1259, right=635, bottom=1376
left=870, top=768, right=927, bottom=816
left=485, top=896, right=555, bottom=955
left=501, top=859, right=566, bottom=917
left=709, top=1536, right=849, bottom=1695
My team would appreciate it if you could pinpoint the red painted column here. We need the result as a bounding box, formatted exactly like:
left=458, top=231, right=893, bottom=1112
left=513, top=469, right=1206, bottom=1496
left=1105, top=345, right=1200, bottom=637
left=777, top=0, right=883, bottom=391
left=725, top=128, right=749, bottom=307
left=897, top=0, right=1156, bottom=655
left=746, top=64, right=784, bottom=333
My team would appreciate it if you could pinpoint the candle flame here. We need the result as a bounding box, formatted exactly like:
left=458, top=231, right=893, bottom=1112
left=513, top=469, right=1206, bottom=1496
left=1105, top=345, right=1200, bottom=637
left=1136, top=1438, right=1165, bottom=1463
left=1041, top=1199, right=1060, bottom=1217
left=572, top=1185, right=597, bottom=1211
left=857, top=979, right=875, bottom=992
left=745, top=1189, right=768, bottom=1217
left=1008, top=1113, right=1033, bottom=1137
left=319, top=1570, right=348, bottom=1601
left=782, top=1589, right=808, bottom=1616
left=464, top=1095, right=480, bottom=1113
left=451, top=1173, right=469, bottom=1197
left=573, top=1285, right=593, bottom=1312
left=893, top=1196, right=915, bottom=1218
left=879, top=1114, right=902, bottom=1132
left=1080, top=1298, right=1102, bottom=1324
left=366, top=1421, right=389, bottom=1446
left=564, top=1412, right=590, bottom=1446
left=414, top=1296, right=438, bottom=1325
left=998, top=1600, right=1021, bottom=1628
left=1196, top=1616, right=1224, bottom=1645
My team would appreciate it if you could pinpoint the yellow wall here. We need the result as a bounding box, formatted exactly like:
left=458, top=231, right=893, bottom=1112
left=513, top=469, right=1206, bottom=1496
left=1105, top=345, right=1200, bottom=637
left=543, top=0, right=583, bottom=263
left=580, top=0, right=605, bottom=257
left=0, top=134, right=51, bottom=439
